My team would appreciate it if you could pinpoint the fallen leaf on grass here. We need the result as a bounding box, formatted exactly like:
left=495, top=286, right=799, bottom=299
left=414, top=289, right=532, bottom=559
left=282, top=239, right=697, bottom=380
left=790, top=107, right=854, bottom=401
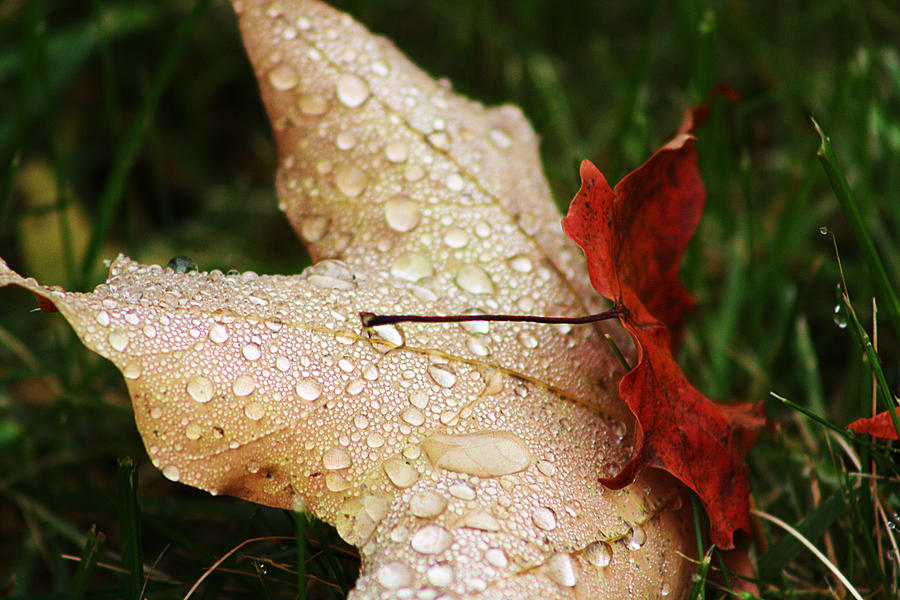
left=0, top=0, right=697, bottom=597
left=561, top=133, right=763, bottom=550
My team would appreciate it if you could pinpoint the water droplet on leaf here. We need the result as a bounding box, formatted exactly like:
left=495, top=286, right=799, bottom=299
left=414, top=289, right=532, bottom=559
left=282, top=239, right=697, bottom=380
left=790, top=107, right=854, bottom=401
left=298, top=92, right=328, bottom=115
left=384, top=196, right=421, bottom=232
left=410, top=524, right=453, bottom=554
left=187, top=375, right=214, bottom=403
left=296, top=378, right=323, bottom=401
left=455, top=264, right=494, bottom=295
left=336, top=73, right=370, bottom=107
left=268, top=64, right=300, bottom=90
left=335, top=164, right=368, bottom=197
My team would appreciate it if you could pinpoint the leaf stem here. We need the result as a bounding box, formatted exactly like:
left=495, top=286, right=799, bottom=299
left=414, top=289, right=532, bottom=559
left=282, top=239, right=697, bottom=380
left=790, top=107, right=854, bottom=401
left=360, top=306, right=623, bottom=328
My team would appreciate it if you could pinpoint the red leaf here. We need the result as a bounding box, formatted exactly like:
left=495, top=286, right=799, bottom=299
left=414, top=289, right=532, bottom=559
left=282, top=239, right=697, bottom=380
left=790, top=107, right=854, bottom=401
left=561, top=135, right=764, bottom=549
left=848, top=411, right=900, bottom=440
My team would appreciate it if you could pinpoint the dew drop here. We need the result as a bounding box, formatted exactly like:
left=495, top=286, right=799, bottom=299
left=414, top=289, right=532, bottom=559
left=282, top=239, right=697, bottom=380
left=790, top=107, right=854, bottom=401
left=383, top=457, right=419, bottom=488
left=584, top=541, right=612, bottom=567
left=448, top=482, right=476, bottom=500
left=244, top=401, right=266, bottom=421
left=305, top=260, right=357, bottom=290
left=443, top=227, right=469, bottom=248
left=466, top=335, right=491, bottom=356
left=536, top=459, right=557, bottom=477
left=391, top=252, right=434, bottom=282
left=108, top=330, right=129, bottom=352
left=186, top=375, right=214, bottom=403
left=455, top=264, right=494, bottom=295
left=409, top=390, right=429, bottom=409
left=123, top=361, right=141, bottom=380
left=325, top=472, right=350, bottom=492
left=370, top=59, right=390, bottom=75
left=409, top=490, right=447, bottom=518
left=403, top=164, right=425, bottom=181
left=489, top=128, right=512, bottom=148
left=384, top=140, right=409, bottom=163
left=517, top=331, right=539, bottom=349
left=298, top=92, right=328, bottom=115
left=532, top=506, right=557, bottom=531
left=410, top=524, right=453, bottom=555
left=334, top=165, right=368, bottom=197
left=375, top=562, right=412, bottom=590
left=423, top=430, right=532, bottom=477
left=544, top=552, right=577, bottom=587
left=232, top=374, right=256, bottom=397
left=401, top=406, right=425, bottom=426
left=508, top=255, right=533, bottom=273
left=95, top=311, right=110, bottom=326
left=185, top=422, right=203, bottom=440
left=366, top=432, right=385, bottom=448
left=427, top=365, right=457, bottom=388
left=276, top=356, right=291, bottom=372
left=661, top=582, right=672, bottom=596
left=296, top=379, right=323, bottom=401
left=833, top=303, right=848, bottom=328
left=143, top=325, right=157, bottom=338
left=336, top=73, right=370, bottom=107
left=208, top=323, right=229, bottom=344
left=242, top=343, right=262, bottom=361
left=323, top=447, right=352, bottom=470
left=268, top=64, right=299, bottom=90
left=345, top=379, right=364, bottom=395
left=625, top=524, right=646, bottom=550
left=371, top=323, right=404, bottom=347
left=445, top=173, right=464, bottom=191
left=426, top=564, right=454, bottom=587
left=162, top=465, right=181, bottom=482
left=485, top=547, right=508, bottom=569
left=336, top=130, right=358, bottom=150
left=300, top=215, right=330, bottom=242
left=384, top=196, right=421, bottom=232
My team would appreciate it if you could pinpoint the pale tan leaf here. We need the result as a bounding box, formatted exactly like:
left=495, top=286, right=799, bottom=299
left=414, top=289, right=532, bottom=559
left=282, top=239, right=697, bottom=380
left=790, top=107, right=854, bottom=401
left=0, top=0, right=696, bottom=597
left=235, top=0, right=628, bottom=415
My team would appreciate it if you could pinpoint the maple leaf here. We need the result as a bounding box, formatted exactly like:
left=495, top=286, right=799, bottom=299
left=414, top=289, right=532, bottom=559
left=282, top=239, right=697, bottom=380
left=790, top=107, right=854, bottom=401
left=0, top=0, right=700, bottom=597
left=848, top=411, right=900, bottom=440
left=561, top=134, right=764, bottom=550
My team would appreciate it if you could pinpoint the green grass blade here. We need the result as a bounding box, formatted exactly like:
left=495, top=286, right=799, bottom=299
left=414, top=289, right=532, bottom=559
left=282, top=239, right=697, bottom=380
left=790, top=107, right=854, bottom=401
left=70, top=525, right=106, bottom=600
left=753, top=508, right=865, bottom=600
left=296, top=511, right=308, bottom=600
left=793, top=315, right=826, bottom=416
left=78, top=0, right=213, bottom=286
left=813, top=117, right=900, bottom=338
left=116, top=456, right=143, bottom=600
left=757, top=490, right=847, bottom=580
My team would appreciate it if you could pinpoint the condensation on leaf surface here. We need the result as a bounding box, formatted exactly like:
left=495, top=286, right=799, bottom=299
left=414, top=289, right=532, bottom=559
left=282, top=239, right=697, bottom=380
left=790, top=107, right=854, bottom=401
left=0, top=0, right=697, bottom=597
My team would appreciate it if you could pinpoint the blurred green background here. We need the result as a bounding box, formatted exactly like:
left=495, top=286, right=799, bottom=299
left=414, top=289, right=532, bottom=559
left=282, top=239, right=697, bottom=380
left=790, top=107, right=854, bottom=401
left=1, top=0, right=898, bottom=598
